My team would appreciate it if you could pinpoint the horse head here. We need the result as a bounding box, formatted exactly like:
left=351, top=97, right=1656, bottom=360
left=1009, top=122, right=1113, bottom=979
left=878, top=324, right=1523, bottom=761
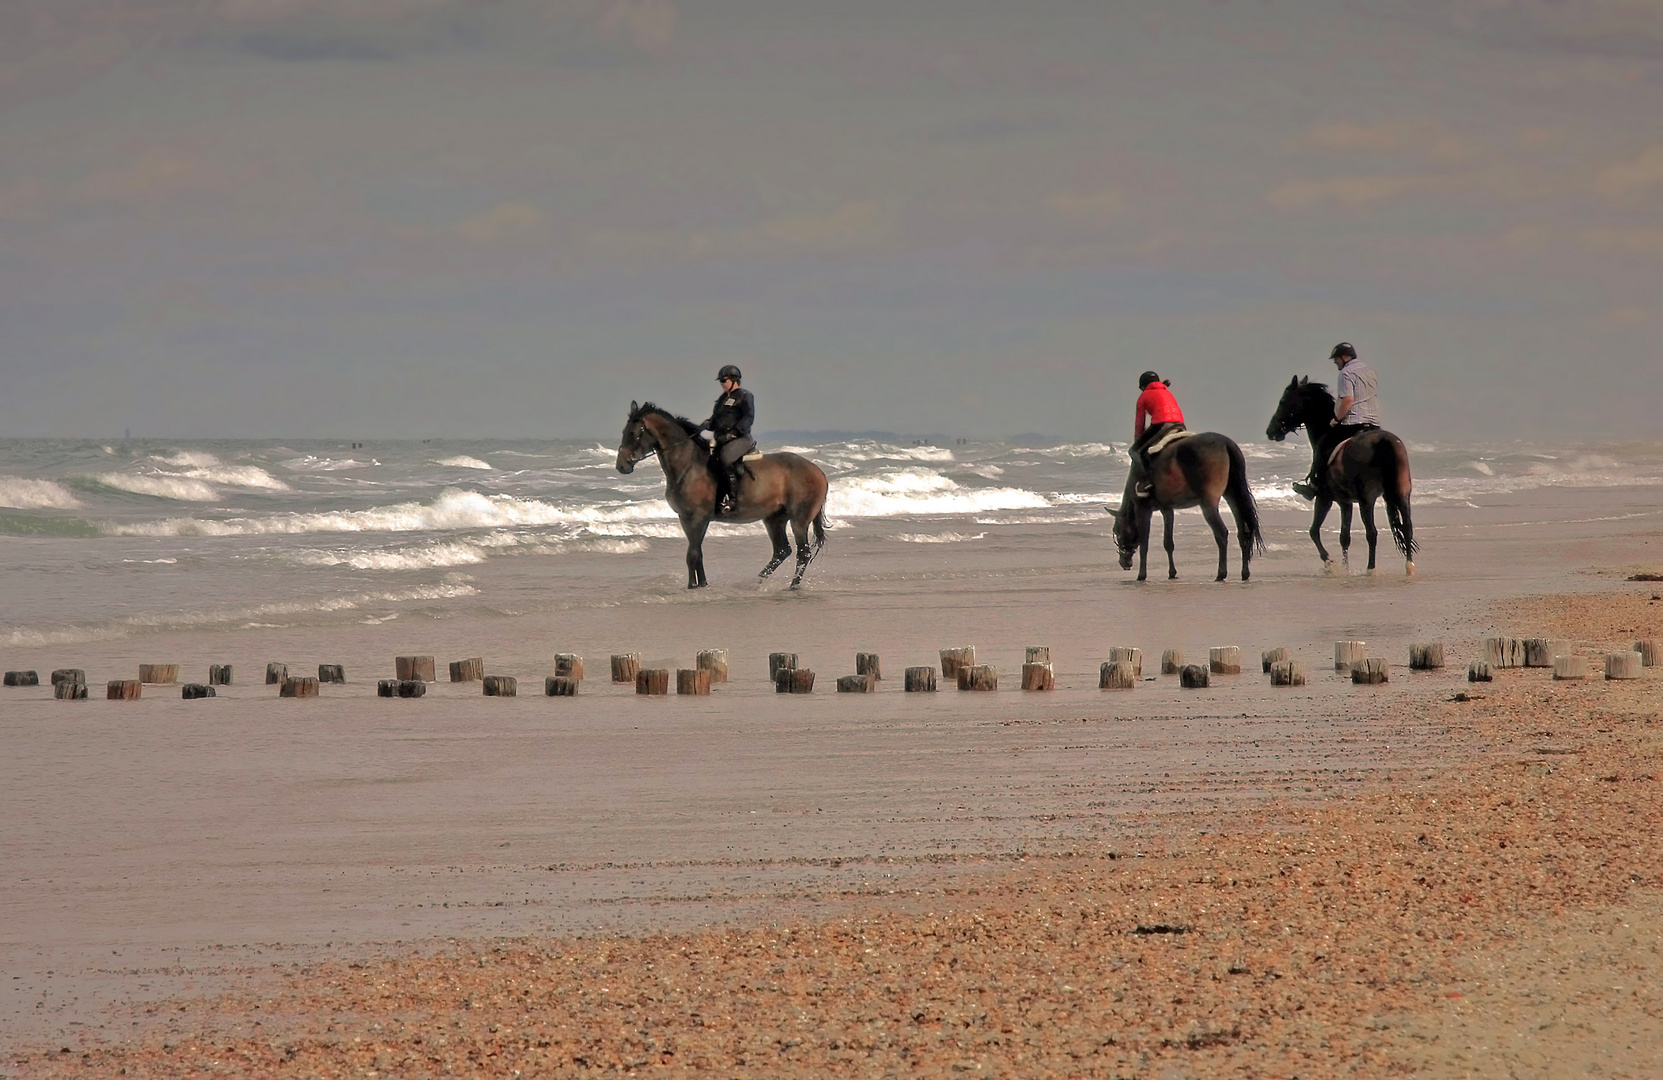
left=1106, top=503, right=1137, bottom=570
left=1266, top=375, right=1313, bottom=442
left=616, top=400, right=656, bottom=474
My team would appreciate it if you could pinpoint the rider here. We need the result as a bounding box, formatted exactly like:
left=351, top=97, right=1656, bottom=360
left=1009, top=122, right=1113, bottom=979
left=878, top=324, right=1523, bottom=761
left=1129, top=370, right=1185, bottom=498
left=700, top=364, right=757, bottom=515
left=1292, top=342, right=1380, bottom=500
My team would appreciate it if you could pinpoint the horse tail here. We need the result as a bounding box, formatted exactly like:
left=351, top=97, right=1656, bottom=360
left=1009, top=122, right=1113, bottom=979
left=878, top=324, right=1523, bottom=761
left=1226, top=438, right=1265, bottom=553
left=1382, top=437, right=1417, bottom=560
left=812, top=508, right=827, bottom=552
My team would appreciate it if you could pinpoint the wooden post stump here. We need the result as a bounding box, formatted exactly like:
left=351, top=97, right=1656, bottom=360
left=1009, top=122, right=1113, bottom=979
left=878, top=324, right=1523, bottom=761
left=1524, top=638, right=1569, bottom=668
left=181, top=684, right=216, bottom=699
left=1021, top=663, right=1054, bottom=691
left=1351, top=658, right=1388, bottom=685
left=1025, top=646, right=1051, bottom=665
left=1635, top=640, right=1661, bottom=667
left=775, top=669, right=816, bottom=694
left=1109, top=647, right=1143, bottom=676
left=1179, top=664, right=1209, bottom=689
left=1409, top=643, right=1445, bottom=670
left=636, top=669, right=671, bottom=695
left=555, top=653, right=585, bottom=681
left=396, top=655, right=436, bottom=682
left=3, top=670, right=39, bottom=687
left=837, top=673, right=877, bottom=693
left=1483, top=638, right=1524, bottom=668
left=1605, top=652, right=1642, bottom=680
left=318, top=664, right=346, bottom=684
left=545, top=676, right=579, bottom=697
left=610, top=654, right=641, bottom=682
left=856, top=652, right=882, bottom=681
left=449, top=657, right=484, bottom=682
left=958, top=664, right=997, bottom=691
left=51, top=669, right=85, bottom=688
left=1468, top=662, right=1493, bottom=682
left=1160, top=649, right=1184, bottom=675
left=1209, top=647, right=1241, bottom=675
left=208, top=664, right=233, bottom=686
left=1270, top=660, right=1306, bottom=687
left=397, top=680, right=426, bottom=698
left=1261, top=647, right=1290, bottom=673
left=106, top=680, right=141, bottom=700
left=677, top=668, right=712, bottom=696
left=55, top=680, right=88, bottom=700
left=904, top=666, right=937, bottom=692
left=138, top=664, right=178, bottom=685
left=1100, top=661, right=1136, bottom=690
left=280, top=676, right=319, bottom=698
left=483, top=675, right=518, bottom=697
left=1334, top=641, right=1367, bottom=670
left=769, top=652, right=799, bottom=680
left=1552, top=655, right=1589, bottom=680
left=939, top=647, right=975, bottom=678
left=266, top=662, right=288, bottom=685
left=696, top=650, right=728, bottom=682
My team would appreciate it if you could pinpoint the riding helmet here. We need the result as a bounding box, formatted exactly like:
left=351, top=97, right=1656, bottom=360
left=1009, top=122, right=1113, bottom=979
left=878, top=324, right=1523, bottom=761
left=1329, top=342, right=1356, bottom=360
left=1137, top=370, right=1161, bottom=389
left=716, top=364, right=743, bottom=382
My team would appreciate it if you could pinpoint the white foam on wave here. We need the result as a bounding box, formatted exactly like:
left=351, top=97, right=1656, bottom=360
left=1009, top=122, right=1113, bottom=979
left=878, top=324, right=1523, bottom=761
left=434, top=455, right=494, bottom=470
left=96, top=472, right=220, bottom=501
left=827, top=469, right=1049, bottom=517
left=281, top=455, right=372, bottom=472
left=891, top=531, right=986, bottom=543
left=1032, top=442, right=1122, bottom=458
left=156, top=450, right=222, bottom=468
left=0, top=475, right=83, bottom=509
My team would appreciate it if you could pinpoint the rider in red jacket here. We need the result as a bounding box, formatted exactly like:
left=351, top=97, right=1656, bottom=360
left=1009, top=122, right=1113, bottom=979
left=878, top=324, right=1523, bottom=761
left=1130, top=370, right=1186, bottom=498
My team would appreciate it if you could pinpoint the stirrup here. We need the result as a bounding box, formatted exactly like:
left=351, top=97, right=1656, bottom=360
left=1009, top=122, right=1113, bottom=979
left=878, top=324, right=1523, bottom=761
left=1134, top=482, right=1153, bottom=499
left=1291, top=480, right=1318, bottom=500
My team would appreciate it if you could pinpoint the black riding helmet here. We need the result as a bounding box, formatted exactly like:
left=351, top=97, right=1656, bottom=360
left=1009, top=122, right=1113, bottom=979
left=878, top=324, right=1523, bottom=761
left=1137, top=370, right=1161, bottom=389
left=716, top=364, right=743, bottom=383
left=1329, top=342, right=1356, bottom=360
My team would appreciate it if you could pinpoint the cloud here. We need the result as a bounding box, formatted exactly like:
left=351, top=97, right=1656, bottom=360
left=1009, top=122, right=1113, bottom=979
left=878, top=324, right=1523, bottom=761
left=1292, top=118, right=1475, bottom=164
left=1046, top=186, right=1126, bottom=226
left=597, top=0, right=677, bottom=56
left=591, top=201, right=892, bottom=262
left=1266, top=174, right=1430, bottom=209
left=452, top=200, right=549, bottom=245
left=1595, top=145, right=1663, bottom=198
left=1574, top=227, right=1663, bottom=255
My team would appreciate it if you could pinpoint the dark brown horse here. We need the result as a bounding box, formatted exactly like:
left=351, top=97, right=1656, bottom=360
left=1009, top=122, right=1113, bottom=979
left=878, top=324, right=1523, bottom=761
left=1106, top=432, right=1263, bottom=581
left=616, top=401, right=828, bottom=589
left=1265, top=376, right=1417, bottom=575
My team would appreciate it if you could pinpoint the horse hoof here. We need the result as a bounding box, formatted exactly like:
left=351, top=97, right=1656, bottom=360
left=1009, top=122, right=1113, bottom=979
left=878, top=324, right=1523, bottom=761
left=1405, top=562, right=1416, bottom=577
left=688, top=583, right=706, bottom=590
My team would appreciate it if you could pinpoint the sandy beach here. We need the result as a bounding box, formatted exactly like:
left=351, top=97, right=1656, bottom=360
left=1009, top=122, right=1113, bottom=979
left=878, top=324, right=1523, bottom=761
left=3, top=483, right=1662, bottom=1076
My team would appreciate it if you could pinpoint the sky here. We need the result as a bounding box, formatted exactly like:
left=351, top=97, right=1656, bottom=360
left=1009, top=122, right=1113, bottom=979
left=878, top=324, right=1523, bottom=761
left=1, top=0, right=1660, bottom=442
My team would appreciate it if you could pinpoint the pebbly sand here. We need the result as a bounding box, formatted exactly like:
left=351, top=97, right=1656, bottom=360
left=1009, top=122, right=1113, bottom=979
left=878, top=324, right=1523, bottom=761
left=3, top=484, right=1662, bottom=1076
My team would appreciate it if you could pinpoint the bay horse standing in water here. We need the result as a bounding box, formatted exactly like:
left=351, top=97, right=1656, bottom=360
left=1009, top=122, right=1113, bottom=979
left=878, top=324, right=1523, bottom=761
left=1107, top=432, right=1264, bottom=581
left=616, top=401, right=828, bottom=589
left=1265, top=376, right=1417, bottom=575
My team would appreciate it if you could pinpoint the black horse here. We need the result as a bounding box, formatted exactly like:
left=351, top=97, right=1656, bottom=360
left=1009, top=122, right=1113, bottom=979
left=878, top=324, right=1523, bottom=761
left=616, top=401, right=829, bottom=589
left=1266, top=377, right=1417, bottom=575
left=1106, top=431, right=1263, bottom=581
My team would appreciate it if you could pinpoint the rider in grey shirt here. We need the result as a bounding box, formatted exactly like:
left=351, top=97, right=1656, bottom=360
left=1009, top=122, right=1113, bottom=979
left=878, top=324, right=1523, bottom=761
left=1293, top=342, right=1381, bottom=499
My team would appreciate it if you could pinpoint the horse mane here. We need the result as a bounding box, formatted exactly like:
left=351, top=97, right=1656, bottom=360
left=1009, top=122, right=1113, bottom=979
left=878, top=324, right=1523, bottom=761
left=629, top=401, right=703, bottom=438
left=1297, top=379, right=1335, bottom=410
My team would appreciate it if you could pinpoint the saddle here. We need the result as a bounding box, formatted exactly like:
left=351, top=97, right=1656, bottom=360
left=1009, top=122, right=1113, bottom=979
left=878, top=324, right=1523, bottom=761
left=1147, top=428, right=1194, bottom=457
left=742, top=449, right=764, bottom=462
left=1327, top=437, right=1356, bottom=471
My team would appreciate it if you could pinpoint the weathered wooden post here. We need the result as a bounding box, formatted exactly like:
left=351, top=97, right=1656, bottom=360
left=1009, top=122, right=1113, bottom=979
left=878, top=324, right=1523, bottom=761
left=554, top=654, right=585, bottom=681
left=318, top=664, right=346, bottom=684
left=1408, top=643, right=1445, bottom=670
left=1179, top=664, right=1209, bottom=689
left=1100, top=661, right=1136, bottom=689
left=1483, top=638, right=1524, bottom=667
left=1021, top=663, right=1054, bottom=691
left=208, top=664, right=233, bottom=686
left=483, top=675, right=518, bottom=697
left=904, top=666, right=937, bottom=692
left=1551, top=655, right=1589, bottom=681
left=1109, top=647, right=1143, bottom=676
left=1261, top=647, right=1289, bottom=673
left=677, top=668, right=712, bottom=695
left=1269, top=660, right=1306, bottom=686
left=636, top=668, right=671, bottom=695
left=181, top=684, right=216, bottom=699
left=1334, top=641, right=1367, bottom=670
left=266, top=662, right=288, bottom=685
left=837, top=673, right=877, bottom=693
left=1208, top=647, right=1241, bottom=675
left=1025, top=646, right=1051, bottom=665
left=769, top=652, right=799, bottom=680
left=959, top=664, right=998, bottom=691
left=280, top=676, right=319, bottom=698
left=1524, top=638, right=1569, bottom=668
left=696, top=650, right=729, bottom=682
left=3, top=670, right=38, bottom=687
left=107, top=680, right=142, bottom=700
left=449, top=657, right=484, bottom=682
left=1160, top=649, right=1184, bottom=675
left=396, top=655, right=437, bottom=682
left=776, top=668, right=816, bottom=693
left=1635, top=640, right=1661, bottom=667
left=1605, top=652, right=1641, bottom=680
left=611, top=653, right=641, bottom=682
left=55, top=679, right=88, bottom=700
left=1351, top=658, right=1388, bottom=685
left=856, top=652, right=882, bottom=681
left=545, top=676, right=579, bottom=696
left=138, top=664, right=178, bottom=684
left=939, top=647, right=975, bottom=678
left=1467, top=661, right=1493, bottom=682
left=51, top=669, right=84, bottom=689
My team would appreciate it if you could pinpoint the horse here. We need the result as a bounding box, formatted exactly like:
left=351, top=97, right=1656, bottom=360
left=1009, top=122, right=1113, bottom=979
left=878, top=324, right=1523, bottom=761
left=615, top=401, right=829, bottom=589
left=1106, top=431, right=1264, bottom=581
left=1265, top=376, right=1417, bottom=575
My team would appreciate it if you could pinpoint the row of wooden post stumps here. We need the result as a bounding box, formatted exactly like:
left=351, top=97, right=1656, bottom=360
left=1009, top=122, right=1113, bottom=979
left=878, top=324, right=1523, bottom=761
left=6, top=638, right=1656, bottom=701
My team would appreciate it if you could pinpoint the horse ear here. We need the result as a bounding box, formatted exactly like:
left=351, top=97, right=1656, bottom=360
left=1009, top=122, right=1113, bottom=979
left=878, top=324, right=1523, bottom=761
left=630, top=399, right=638, bottom=413
left=1299, top=376, right=1309, bottom=386
left=1289, top=376, right=1300, bottom=388
left=1105, top=503, right=1121, bottom=517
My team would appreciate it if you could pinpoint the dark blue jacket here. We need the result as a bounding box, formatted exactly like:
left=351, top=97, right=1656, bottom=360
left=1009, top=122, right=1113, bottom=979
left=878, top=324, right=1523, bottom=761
left=703, top=387, right=754, bottom=442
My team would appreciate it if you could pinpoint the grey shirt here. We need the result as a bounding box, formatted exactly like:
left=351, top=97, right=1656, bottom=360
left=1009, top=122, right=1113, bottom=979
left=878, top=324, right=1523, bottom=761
left=1335, top=359, right=1380, bottom=427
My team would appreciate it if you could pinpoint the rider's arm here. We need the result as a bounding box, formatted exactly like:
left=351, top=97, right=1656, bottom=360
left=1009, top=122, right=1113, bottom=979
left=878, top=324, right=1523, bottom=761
left=734, top=391, right=754, bottom=439
left=1133, top=393, right=1148, bottom=440
left=1335, top=394, right=1354, bottom=423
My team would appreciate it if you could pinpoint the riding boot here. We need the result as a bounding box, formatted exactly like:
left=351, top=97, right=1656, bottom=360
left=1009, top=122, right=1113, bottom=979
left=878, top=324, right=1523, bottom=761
left=722, top=463, right=744, bottom=514
left=1291, top=471, right=1318, bottom=500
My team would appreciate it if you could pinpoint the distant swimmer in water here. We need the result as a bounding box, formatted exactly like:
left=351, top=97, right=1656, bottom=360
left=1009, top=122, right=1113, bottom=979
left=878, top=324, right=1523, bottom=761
left=699, top=364, right=757, bottom=516
left=1292, top=342, right=1380, bottom=500
left=1129, top=371, right=1186, bottom=499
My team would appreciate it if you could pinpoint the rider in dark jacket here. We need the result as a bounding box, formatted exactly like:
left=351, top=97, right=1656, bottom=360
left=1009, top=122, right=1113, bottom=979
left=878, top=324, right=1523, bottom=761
left=701, top=364, right=757, bottom=514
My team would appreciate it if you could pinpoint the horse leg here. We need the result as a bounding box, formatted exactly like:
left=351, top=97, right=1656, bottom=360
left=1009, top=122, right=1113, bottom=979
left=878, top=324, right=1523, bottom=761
left=683, top=516, right=710, bottom=589
left=787, top=517, right=812, bottom=589
left=1232, top=499, right=1254, bottom=581
left=758, top=513, right=791, bottom=580
left=1360, top=496, right=1380, bottom=573
left=1136, top=502, right=1154, bottom=581
left=1338, top=501, right=1354, bottom=568
left=1309, top=496, right=1334, bottom=567
left=1163, top=507, right=1177, bottom=579
left=1200, top=502, right=1229, bottom=581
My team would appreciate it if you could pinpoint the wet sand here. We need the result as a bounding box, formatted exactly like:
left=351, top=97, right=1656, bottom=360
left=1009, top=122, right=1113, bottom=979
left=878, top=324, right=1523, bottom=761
left=3, top=485, right=1662, bottom=1074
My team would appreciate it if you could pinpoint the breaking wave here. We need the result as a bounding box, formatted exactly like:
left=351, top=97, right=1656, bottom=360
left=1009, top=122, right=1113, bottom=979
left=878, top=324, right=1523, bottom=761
left=0, top=475, right=82, bottom=510
left=434, top=455, right=494, bottom=470
left=826, top=470, right=1049, bottom=517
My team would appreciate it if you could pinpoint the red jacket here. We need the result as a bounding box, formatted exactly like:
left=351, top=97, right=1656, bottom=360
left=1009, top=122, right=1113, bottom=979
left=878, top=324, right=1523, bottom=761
left=1134, top=382, right=1184, bottom=438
